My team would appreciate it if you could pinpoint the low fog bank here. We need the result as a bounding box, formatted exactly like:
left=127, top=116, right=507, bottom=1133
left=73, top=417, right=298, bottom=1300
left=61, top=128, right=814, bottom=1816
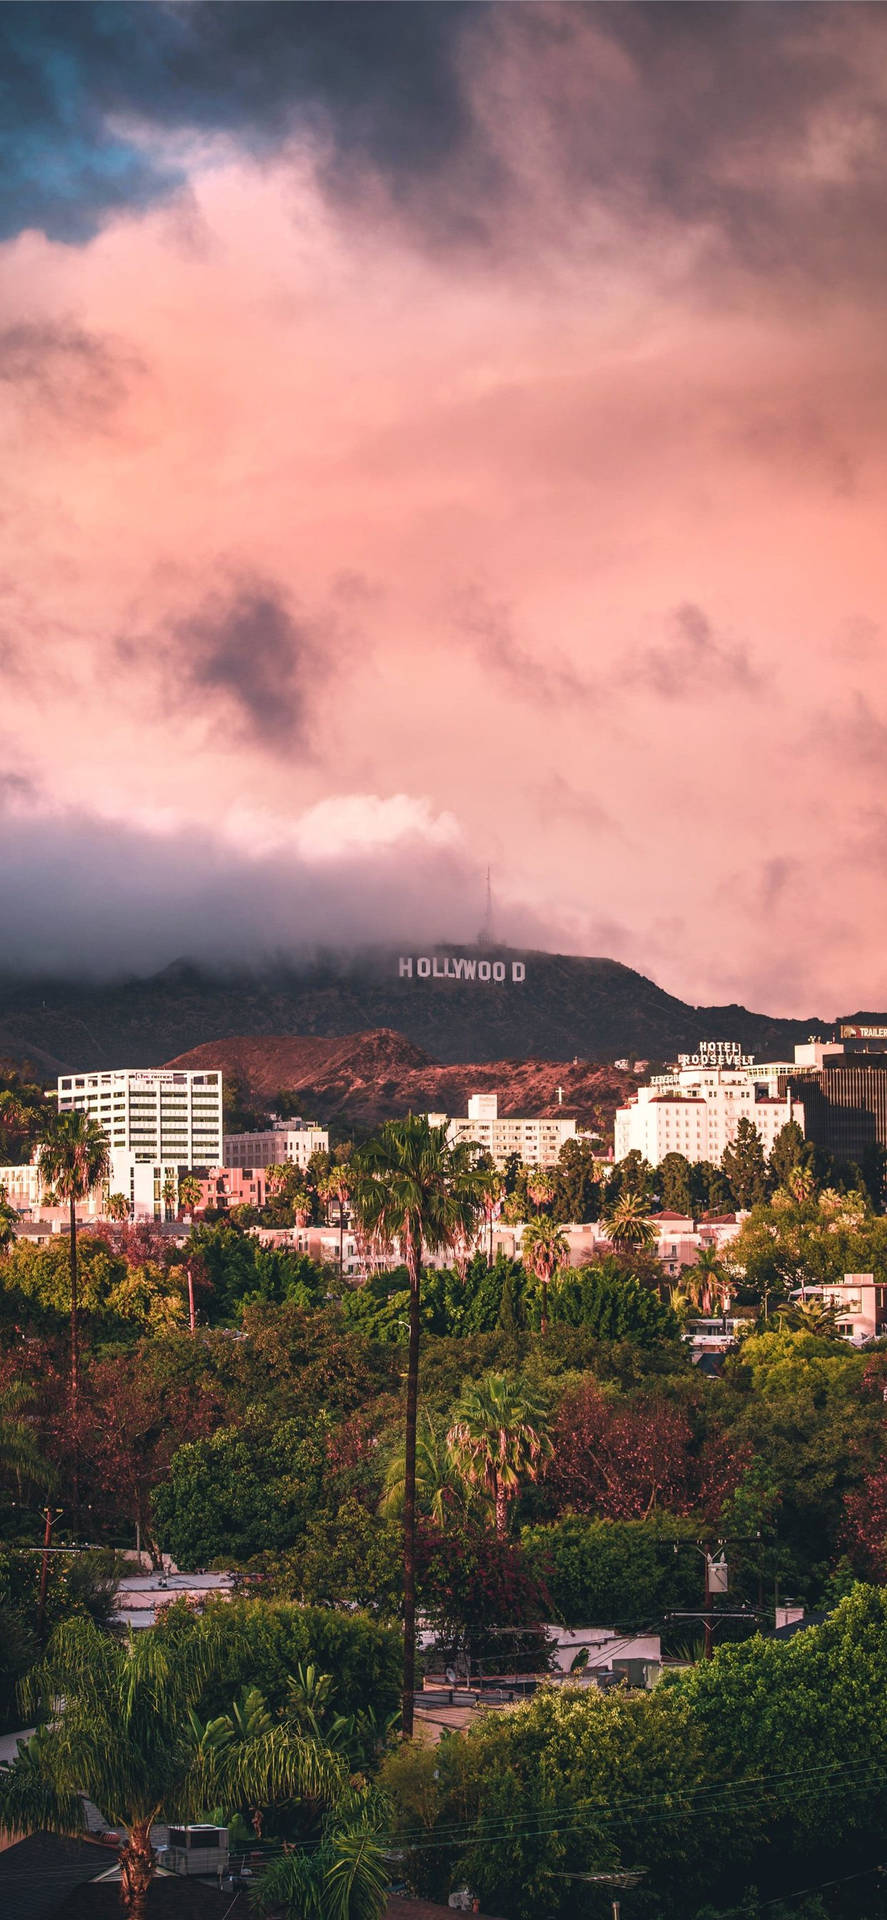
left=0, top=808, right=556, bottom=982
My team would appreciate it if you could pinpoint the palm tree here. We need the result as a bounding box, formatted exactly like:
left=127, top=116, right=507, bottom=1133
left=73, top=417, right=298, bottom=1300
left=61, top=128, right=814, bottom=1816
left=177, top=1173, right=203, bottom=1220
left=319, top=1164, right=352, bottom=1273
left=252, top=1807, right=388, bottom=1920
left=520, top=1215, right=569, bottom=1334
left=0, top=1616, right=346, bottom=1920
left=526, top=1171, right=554, bottom=1212
left=0, top=1183, right=18, bottom=1254
left=381, top=1410, right=469, bottom=1528
left=476, top=1164, right=504, bottom=1264
left=0, top=1091, right=28, bottom=1159
left=601, top=1191, right=656, bottom=1252
left=0, top=1380, right=54, bottom=1493
left=37, top=1110, right=110, bottom=1513
left=161, top=1170, right=178, bottom=1221
left=105, top=1192, right=130, bottom=1223
left=351, top=1116, right=486, bottom=1736
left=685, top=1245, right=731, bottom=1317
left=446, top=1372, right=553, bottom=1537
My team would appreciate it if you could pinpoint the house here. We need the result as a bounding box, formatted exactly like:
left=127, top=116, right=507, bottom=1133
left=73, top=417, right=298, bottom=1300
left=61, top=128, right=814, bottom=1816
left=790, top=1274, right=887, bottom=1345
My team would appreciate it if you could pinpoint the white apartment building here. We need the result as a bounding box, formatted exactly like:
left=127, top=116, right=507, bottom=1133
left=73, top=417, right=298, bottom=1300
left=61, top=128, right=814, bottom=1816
left=57, top=1068, right=224, bottom=1217
left=224, top=1125, right=329, bottom=1171
left=0, top=1163, right=44, bottom=1211
left=427, top=1092, right=579, bottom=1169
left=614, top=1042, right=798, bottom=1167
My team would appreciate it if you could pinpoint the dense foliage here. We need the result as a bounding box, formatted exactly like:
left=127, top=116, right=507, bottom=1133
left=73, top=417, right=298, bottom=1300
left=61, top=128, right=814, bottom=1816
left=1, top=1114, right=887, bottom=1916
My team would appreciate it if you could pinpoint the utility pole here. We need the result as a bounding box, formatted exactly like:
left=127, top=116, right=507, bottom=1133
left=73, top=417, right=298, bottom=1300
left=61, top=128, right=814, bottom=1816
left=186, top=1263, right=196, bottom=1334
left=37, top=1508, right=63, bottom=1641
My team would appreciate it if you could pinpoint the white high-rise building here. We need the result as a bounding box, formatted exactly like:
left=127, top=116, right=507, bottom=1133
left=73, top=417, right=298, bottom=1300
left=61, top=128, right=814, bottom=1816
left=614, top=1042, right=798, bottom=1167
left=427, top=1093, right=579, bottom=1169
left=57, top=1068, right=224, bottom=1217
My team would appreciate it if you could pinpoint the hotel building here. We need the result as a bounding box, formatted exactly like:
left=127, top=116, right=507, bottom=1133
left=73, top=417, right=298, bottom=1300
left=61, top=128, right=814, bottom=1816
left=614, top=1042, right=797, bottom=1167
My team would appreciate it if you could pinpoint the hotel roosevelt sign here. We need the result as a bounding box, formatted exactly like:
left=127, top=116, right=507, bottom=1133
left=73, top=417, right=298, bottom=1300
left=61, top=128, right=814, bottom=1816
left=397, top=955, right=526, bottom=983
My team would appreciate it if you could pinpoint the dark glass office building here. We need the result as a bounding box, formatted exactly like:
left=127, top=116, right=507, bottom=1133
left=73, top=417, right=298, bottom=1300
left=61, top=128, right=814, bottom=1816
left=781, top=1053, right=887, bottom=1159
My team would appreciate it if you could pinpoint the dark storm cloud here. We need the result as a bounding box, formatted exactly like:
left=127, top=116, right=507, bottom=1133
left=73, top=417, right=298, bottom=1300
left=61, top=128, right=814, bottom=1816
left=637, top=603, right=759, bottom=700
left=3, top=1, right=887, bottom=299
left=171, top=579, right=325, bottom=751
left=0, top=1, right=475, bottom=242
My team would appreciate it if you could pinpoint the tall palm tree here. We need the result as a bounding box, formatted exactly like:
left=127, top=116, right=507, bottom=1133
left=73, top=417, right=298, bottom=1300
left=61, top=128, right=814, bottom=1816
left=520, top=1215, right=569, bottom=1334
left=37, top=1110, right=110, bottom=1513
left=105, top=1192, right=130, bottom=1223
left=478, top=1164, right=504, bottom=1264
left=351, top=1117, right=486, bottom=1736
left=601, top=1190, right=656, bottom=1252
left=161, top=1170, right=178, bottom=1221
left=319, top=1164, right=353, bottom=1273
left=0, top=1616, right=346, bottom=1920
left=446, top=1372, right=553, bottom=1537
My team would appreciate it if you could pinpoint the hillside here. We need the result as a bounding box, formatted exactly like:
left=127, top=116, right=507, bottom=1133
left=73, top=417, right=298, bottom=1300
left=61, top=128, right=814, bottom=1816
left=0, top=945, right=830, bottom=1076
left=165, top=1028, right=639, bottom=1131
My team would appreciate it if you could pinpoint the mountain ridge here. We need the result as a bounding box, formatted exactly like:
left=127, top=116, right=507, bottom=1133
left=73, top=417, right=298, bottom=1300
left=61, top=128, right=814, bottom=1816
left=0, top=944, right=832, bottom=1076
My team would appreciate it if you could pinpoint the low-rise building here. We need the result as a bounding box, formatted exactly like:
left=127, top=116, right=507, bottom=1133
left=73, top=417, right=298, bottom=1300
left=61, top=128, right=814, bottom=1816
left=793, top=1273, right=887, bottom=1345
left=427, top=1093, right=579, bottom=1169
left=224, top=1123, right=329, bottom=1170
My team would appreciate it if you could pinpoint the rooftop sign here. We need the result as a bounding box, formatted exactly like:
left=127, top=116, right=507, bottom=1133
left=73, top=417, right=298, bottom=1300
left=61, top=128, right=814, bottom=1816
left=841, top=1024, right=887, bottom=1040
left=678, top=1039, right=754, bottom=1068
left=398, top=955, right=526, bottom=983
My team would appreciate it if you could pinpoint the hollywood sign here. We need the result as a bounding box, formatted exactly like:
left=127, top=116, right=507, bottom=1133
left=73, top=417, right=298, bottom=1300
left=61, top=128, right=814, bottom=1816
left=398, top=955, right=526, bottom=983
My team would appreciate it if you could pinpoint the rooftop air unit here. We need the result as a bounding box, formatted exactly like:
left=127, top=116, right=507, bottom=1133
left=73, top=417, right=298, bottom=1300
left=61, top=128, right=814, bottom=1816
left=163, top=1826, right=229, bottom=1877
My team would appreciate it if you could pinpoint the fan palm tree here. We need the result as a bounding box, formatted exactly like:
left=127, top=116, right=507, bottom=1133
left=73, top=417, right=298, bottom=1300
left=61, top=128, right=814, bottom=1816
left=446, top=1372, right=553, bottom=1537
left=161, top=1170, right=178, bottom=1221
left=520, top=1215, right=569, bottom=1334
left=526, top=1171, right=554, bottom=1212
left=105, top=1192, right=130, bottom=1223
left=684, top=1245, right=731, bottom=1316
left=0, top=1616, right=346, bottom=1920
left=37, top=1110, right=110, bottom=1513
left=351, top=1116, right=486, bottom=1736
left=601, top=1191, right=656, bottom=1252
left=176, top=1173, right=203, bottom=1220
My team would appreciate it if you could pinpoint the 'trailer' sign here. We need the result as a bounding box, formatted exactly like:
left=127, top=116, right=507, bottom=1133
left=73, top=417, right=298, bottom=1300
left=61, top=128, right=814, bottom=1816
left=398, top=955, right=526, bottom=983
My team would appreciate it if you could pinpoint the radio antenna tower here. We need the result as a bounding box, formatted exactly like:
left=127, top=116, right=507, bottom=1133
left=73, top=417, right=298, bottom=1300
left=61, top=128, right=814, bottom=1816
left=478, top=865, right=495, bottom=948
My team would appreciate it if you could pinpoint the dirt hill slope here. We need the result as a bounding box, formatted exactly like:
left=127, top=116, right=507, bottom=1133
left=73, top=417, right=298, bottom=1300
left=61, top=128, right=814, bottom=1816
left=165, top=1029, right=637, bottom=1131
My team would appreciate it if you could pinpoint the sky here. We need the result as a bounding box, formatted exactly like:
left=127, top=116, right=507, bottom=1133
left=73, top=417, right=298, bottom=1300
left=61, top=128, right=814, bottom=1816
left=1, top=2, right=886, bottom=1014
